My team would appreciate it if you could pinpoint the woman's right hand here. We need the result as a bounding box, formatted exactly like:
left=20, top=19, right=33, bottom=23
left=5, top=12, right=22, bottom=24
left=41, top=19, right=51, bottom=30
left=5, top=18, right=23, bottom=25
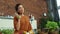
left=15, top=13, right=20, bottom=19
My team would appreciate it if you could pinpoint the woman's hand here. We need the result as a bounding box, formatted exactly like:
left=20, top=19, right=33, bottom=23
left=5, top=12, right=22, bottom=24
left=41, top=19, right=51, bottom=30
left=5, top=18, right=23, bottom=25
left=29, top=30, right=34, bottom=34
left=23, top=31, right=27, bottom=34
left=15, top=13, right=21, bottom=19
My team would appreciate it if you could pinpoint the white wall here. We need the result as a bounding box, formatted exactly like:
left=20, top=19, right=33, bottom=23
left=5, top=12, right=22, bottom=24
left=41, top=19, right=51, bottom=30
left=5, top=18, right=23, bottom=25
left=0, top=19, right=14, bottom=29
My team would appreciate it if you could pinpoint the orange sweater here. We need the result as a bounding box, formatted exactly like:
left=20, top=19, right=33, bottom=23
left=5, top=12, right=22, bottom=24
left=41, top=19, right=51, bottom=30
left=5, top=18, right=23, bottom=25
left=14, top=15, right=32, bottom=34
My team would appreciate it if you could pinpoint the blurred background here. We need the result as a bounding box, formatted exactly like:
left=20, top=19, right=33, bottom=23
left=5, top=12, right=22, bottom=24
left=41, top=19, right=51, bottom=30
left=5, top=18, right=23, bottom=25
left=0, top=0, right=60, bottom=34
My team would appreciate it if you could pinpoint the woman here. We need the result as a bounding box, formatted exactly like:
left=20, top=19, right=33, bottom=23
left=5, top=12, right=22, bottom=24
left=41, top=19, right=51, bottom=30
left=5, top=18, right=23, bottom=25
left=14, top=4, right=33, bottom=34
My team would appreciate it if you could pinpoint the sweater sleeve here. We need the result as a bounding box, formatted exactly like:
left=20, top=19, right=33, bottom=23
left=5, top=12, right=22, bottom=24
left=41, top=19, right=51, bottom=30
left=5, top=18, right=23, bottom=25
left=14, top=16, right=18, bottom=31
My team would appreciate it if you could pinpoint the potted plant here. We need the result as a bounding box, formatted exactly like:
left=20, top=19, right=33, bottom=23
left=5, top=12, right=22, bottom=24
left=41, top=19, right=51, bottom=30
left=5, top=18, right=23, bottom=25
left=46, top=21, right=59, bottom=34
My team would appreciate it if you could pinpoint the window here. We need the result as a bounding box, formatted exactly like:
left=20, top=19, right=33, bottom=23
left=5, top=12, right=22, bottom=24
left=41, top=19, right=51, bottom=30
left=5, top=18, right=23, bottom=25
left=56, top=0, right=60, bottom=20
left=47, top=0, right=59, bottom=22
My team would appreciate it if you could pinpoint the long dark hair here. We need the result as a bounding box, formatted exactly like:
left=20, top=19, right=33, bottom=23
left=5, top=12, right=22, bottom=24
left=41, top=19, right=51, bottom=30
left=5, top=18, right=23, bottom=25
left=15, top=3, right=22, bottom=12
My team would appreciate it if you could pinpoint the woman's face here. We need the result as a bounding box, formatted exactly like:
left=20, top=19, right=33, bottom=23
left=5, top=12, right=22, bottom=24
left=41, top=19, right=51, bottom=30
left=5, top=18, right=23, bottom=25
left=18, top=5, right=24, bottom=14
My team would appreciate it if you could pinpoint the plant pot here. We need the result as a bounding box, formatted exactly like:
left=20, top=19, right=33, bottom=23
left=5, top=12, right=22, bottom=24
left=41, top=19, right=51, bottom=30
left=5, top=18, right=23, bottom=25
left=40, top=31, right=48, bottom=34
left=49, top=31, right=59, bottom=34
left=40, top=28, right=49, bottom=34
left=0, top=32, right=2, bottom=34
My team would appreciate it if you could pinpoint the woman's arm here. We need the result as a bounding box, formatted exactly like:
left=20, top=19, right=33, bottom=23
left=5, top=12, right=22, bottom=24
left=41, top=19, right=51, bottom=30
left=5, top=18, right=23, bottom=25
left=14, top=16, right=20, bottom=31
left=25, top=16, right=34, bottom=34
left=25, top=16, right=32, bottom=31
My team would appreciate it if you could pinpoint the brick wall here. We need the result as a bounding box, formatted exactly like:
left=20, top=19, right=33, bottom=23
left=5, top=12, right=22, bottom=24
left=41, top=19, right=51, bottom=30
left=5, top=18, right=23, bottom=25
left=0, top=0, right=48, bottom=28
